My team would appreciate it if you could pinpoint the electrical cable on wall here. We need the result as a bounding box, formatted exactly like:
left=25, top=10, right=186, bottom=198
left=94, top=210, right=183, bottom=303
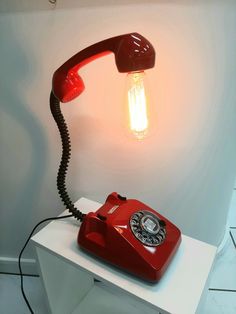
left=18, top=214, right=73, bottom=314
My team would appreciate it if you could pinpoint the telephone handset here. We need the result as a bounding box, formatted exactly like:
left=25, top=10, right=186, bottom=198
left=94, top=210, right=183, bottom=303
left=78, top=192, right=181, bottom=282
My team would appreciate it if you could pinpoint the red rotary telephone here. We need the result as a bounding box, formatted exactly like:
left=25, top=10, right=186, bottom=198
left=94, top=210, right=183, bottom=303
left=78, top=192, right=181, bottom=282
left=50, top=33, right=181, bottom=282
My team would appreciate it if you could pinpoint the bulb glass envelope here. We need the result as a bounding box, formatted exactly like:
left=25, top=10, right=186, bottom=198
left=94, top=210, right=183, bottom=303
left=127, top=71, right=149, bottom=139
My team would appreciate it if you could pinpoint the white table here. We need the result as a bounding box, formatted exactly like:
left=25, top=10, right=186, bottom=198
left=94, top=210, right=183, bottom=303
left=32, top=197, right=217, bottom=314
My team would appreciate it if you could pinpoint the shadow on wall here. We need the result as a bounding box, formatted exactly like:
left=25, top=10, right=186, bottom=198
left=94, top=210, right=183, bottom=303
left=0, top=23, right=48, bottom=226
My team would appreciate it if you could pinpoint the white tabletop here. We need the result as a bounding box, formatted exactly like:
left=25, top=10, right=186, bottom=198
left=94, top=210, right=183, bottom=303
left=32, top=197, right=217, bottom=314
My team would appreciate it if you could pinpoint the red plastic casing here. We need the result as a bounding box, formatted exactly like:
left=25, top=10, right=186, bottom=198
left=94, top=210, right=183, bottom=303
left=52, top=33, right=155, bottom=103
left=78, top=193, right=181, bottom=282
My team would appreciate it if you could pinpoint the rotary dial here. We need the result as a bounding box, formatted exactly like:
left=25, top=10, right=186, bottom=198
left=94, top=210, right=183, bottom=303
left=130, top=210, right=166, bottom=246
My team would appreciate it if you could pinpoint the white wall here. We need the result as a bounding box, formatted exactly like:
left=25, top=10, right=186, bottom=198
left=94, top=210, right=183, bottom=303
left=1, top=0, right=236, bottom=267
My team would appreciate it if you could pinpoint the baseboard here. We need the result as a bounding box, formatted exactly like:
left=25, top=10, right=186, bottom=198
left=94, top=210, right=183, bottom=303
left=0, top=256, right=38, bottom=275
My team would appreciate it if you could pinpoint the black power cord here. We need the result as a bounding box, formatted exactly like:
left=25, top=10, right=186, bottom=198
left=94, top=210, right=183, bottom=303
left=18, top=214, right=73, bottom=314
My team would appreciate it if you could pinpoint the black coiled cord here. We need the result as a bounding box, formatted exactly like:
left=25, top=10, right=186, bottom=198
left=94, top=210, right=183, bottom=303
left=18, top=92, right=86, bottom=314
left=50, top=91, right=85, bottom=221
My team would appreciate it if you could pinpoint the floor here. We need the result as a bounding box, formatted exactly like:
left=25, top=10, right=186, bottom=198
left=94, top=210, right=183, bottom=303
left=0, top=191, right=236, bottom=314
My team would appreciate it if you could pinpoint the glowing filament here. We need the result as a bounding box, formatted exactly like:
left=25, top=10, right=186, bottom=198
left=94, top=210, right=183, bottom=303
left=127, top=71, right=149, bottom=140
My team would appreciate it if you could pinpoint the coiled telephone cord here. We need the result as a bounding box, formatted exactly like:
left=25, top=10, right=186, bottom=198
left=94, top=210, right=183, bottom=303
left=19, top=92, right=86, bottom=313
left=49, top=91, right=85, bottom=221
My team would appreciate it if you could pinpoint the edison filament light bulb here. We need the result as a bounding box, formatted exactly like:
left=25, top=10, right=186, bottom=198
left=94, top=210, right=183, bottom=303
left=126, top=71, right=149, bottom=140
